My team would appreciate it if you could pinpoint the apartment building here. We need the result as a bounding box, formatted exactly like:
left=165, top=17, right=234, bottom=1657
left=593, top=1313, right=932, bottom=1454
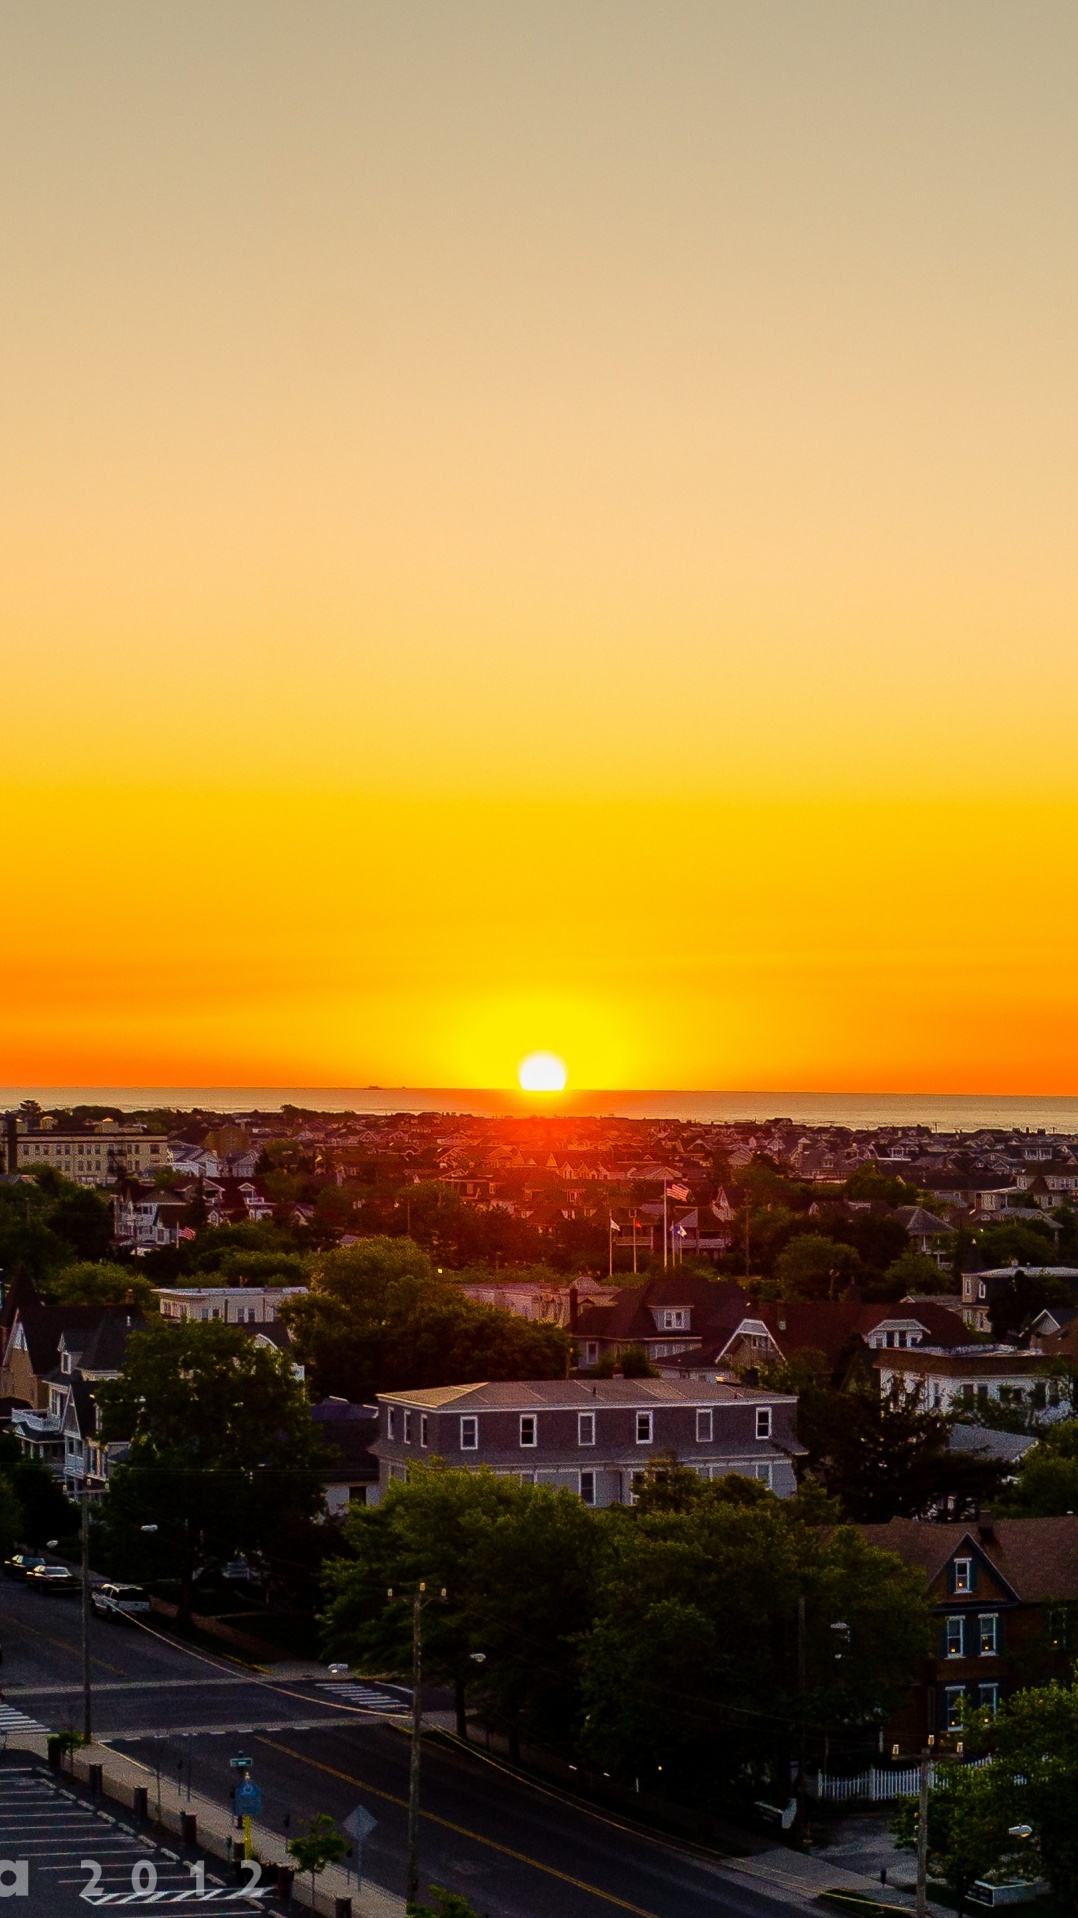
left=372, top=1377, right=802, bottom=1507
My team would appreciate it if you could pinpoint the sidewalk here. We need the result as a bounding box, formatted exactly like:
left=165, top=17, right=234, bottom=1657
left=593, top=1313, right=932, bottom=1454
left=6, top=1731, right=405, bottom=1918
left=720, top=1834, right=947, bottom=1916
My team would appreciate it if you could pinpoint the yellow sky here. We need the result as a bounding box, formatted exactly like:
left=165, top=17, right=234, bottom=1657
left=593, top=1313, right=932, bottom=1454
left=3, top=3, right=1078, bottom=1092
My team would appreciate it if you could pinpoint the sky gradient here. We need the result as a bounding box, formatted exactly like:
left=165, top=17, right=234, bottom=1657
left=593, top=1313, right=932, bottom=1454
left=4, top=3, right=1078, bottom=1092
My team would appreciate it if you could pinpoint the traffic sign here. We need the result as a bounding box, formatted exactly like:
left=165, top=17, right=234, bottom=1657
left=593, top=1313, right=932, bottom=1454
left=342, top=1805, right=376, bottom=1844
left=234, top=1780, right=263, bottom=1817
left=229, top=1756, right=254, bottom=1772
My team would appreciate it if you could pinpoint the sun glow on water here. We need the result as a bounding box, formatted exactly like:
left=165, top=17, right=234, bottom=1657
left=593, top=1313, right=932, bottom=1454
left=518, top=1051, right=568, bottom=1093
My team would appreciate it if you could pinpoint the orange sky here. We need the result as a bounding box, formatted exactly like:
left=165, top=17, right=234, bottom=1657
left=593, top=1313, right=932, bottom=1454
left=3, top=3, right=1078, bottom=1094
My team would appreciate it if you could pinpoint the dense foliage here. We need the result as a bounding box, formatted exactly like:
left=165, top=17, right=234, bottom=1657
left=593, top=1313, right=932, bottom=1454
left=322, top=1463, right=930, bottom=1800
left=794, top=1382, right=1003, bottom=1521
left=95, top=1318, right=328, bottom=1618
left=281, top=1238, right=572, bottom=1399
left=894, top=1679, right=1078, bottom=1910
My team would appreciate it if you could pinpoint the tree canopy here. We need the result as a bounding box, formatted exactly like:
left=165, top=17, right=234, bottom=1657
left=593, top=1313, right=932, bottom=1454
left=95, top=1317, right=327, bottom=1617
left=797, top=1382, right=1003, bottom=1521
left=322, top=1463, right=930, bottom=1802
left=281, top=1238, right=571, bottom=1399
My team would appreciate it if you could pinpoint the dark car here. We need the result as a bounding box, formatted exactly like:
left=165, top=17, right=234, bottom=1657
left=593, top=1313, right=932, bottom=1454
left=3, top=1555, right=46, bottom=1581
left=25, top=1565, right=80, bottom=1595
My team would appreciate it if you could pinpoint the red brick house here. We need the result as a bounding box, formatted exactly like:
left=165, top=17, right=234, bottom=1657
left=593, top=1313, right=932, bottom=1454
left=856, top=1516, right=1078, bottom=1741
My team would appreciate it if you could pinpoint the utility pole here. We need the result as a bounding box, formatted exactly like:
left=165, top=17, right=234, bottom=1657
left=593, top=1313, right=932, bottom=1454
left=794, top=1592, right=806, bottom=1835
left=388, top=1580, right=445, bottom=1909
left=408, top=1589, right=423, bottom=1907
left=915, top=1736, right=934, bottom=1918
left=80, top=1490, right=92, bottom=1744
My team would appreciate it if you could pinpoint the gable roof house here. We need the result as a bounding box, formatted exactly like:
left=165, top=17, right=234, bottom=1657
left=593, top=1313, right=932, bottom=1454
left=855, top=1517, right=1078, bottom=1744
left=651, top=1298, right=969, bottom=1386
left=573, top=1274, right=751, bottom=1369
left=5, top=1294, right=146, bottom=1493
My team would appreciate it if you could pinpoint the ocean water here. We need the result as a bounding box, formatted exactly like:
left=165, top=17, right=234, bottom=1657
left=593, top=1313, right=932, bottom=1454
left=3, top=1086, right=1078, bottom=1132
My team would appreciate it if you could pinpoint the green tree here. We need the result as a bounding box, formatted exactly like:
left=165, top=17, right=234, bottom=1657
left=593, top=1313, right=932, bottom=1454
left=774, top=1235, right=862, bottom=1300
left=42, top=1262, right=156, bottom=1310
left=282, top=1239, right=570, bottom=1399
left=988, top=1268, right=1074, bottom=1342
left=881, top=1249, right=952, bottom=1298
left=287, top=1813, right=350, bottom=1909
left=409, top=1891, right=479, bottom=1918
left=586, top=1345, right=658, bottom=1379
left=580, top=1501, right=930, bottom=1801
left=987, top=1678, right=1078, bottom=1902
left=844, top=1167, right=922, bottom=1207
left=0, top=1474, right=23, bottom=1562
left=9, top=1459, right=77, bottom=1547
left=891, top=1757, right=1031, bottom=1917
left=95, top=1319, right=327, bottom=1623
left=997, top=1418, right=1078, bottom=1515
left=323, top=1465, right=598, bottom=1755
left=797, top=1382, right=1002, bottom=1521
left=975, top=1221, right=1056, bottom=1266
left=45, top=1182, right=114, bottom=1262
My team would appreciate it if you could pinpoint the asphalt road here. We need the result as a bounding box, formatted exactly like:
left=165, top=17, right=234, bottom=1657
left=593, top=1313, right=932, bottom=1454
left=0, top=1577, right=795, bottom=1918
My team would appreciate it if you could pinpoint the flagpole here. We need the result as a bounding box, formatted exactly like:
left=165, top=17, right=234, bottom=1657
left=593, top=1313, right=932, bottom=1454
left=663, top=1181, right=668, bottom=1269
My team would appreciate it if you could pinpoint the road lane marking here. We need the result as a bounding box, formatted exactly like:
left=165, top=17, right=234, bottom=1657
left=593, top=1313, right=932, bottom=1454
left=256, top=1737, right=664, bottom=1917
left=7, top=1612, right=127, bottom=1675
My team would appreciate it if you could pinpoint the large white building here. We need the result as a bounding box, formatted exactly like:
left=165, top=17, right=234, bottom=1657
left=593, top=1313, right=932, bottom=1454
left=874, top=1344, right=1067, bottom=1418
left=154, top=1284, right=306, bottom=1326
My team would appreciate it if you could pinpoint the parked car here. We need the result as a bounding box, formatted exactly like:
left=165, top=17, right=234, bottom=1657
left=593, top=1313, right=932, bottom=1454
left=3, top=1554, right=46, bottom=1581
left=25, top=1565, right=80, bottom=1595
left=90, top=1583, right=151, bottom=1623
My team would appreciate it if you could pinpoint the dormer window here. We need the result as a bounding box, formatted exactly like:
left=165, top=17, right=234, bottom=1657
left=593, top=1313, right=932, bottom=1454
left=660, top=1309, right=689, bottom=1331
left=61, top=1350, right=72, bottom=1375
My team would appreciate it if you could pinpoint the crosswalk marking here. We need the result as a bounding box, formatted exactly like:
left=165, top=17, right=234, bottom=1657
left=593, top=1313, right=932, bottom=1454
left=315, top=1682, right=409, bottom=1712
left=0, top=1701, right=49, bottom=1737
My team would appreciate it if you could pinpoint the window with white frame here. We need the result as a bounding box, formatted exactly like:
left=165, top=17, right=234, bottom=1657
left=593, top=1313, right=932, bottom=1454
left=420, top=1414, right=429, bottom=1448
left=978, top=1614, right=998, bottom=1656
left=978, top=1682, right=999, bottom=1713
left=696, top=1408, right=713, bottom=1443
left=755, top=1406, right=772, bottom=1440
left=943, top=1685, right=966, bottom=1731
left=584, top=1342, right=599, bottom=1365
left=580, top=1469, right=596, bottom=1507
left=953, top=1557, right=975, bottom=1593
left=636, top=1411, right=653, bottom=1444
left=460, top=1415, right=478, bottom=1451
left=755, top=1462, right=772, bottom=1487
left=578, top=1411, right=595, bottom=1446
left=945, top=1615, right=965, bottom=1657
left=403, top=1410, right=413, bottom=1444
left=660, top=1310, right=688, bottom=1330
left=520, top=1413, right=537, bottom=1448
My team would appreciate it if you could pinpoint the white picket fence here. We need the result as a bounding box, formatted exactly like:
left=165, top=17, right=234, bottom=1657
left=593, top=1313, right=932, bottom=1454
left=813, top=1758, right=992, bottom=1804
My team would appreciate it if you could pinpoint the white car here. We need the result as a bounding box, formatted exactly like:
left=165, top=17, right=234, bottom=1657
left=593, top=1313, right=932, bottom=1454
left=90, top=1582, right=151, bottom=1622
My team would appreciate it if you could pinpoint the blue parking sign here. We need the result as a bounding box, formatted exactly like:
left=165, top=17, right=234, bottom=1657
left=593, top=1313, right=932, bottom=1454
left=234, top=1780, right=263, bottom=1817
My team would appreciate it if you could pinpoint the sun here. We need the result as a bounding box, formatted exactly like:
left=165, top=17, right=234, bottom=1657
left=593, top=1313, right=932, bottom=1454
left=518, top=1051, right=568, bottom=1093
